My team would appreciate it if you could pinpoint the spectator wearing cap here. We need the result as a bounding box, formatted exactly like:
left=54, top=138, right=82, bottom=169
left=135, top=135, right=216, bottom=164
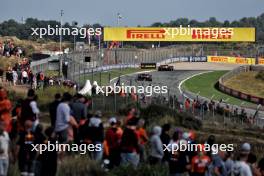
left=105, top=117, right=121, bottom=168
left=88, top=111, right=104, bottom=162
left=232, top=143, right=252, bottom=176
left=149, top=126, right=164, bottom=165
left=240, top=143, right=253, bottom=176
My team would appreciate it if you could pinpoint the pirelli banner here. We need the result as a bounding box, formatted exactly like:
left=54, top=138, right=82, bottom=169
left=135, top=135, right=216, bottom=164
left=208, top=56, right=255, bottom=65
left=103, top=27, right=255, bottom=42
left=259, top=58, right=264, bottom=65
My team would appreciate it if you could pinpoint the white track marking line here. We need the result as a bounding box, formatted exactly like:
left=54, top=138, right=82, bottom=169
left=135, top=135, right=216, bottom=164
left=178, top=71, right=213, bottom=96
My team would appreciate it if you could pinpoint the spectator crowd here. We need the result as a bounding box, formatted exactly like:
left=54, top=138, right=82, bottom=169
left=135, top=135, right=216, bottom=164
left=177, top=97, right=258, bottom=125
left=0, top=86, right=263, bottom=176
left=0, top=40, right=25, bottom=58
left=0, top=59, right=77, bottom=90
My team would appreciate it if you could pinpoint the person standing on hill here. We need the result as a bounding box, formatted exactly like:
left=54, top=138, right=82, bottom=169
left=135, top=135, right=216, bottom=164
left=0, top=87, right=12, bottom=132
left=49, top=93, right=61, bottom=128
left=0, top=121, right=10, bottom=176
left=120, top=118, right=140, bottom=168
left=232, top=143, right=253, bottom=176
left=149, top=126, right=164, bottom=165
left=160, top=123, right=171, bottom=163
left=105, top=117, right=122, bottom=168
left=136, top=119, right=148, bottom=163
left=88, top=111, right=104, bottom=162
left=70, top=94, right=87, bottom=144
left=55, top=92, right=76, bottom=144
left=12, top=70, right=18, bottom=86
left=20, top=89, right=40, bottom=131
left=21, top=69, right=28, bottom=84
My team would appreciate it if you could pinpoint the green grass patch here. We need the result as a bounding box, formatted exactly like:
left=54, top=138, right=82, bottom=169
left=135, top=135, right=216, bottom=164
left=182, top=71, right=255, bottom=107
left=36, top=86, right=76, bottom=111
left=79, top=68, right=152, bottom=86
left=44, top=70, right=60, bottom=77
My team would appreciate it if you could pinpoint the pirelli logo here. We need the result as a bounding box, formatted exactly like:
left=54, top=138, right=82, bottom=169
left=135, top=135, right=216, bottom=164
left=210, top=57, right=228, bottom=62
left=259, top=58, right=264, bottom=65
left=192, top=28, right=233, bottom=40
left=208, top=56, right=255, bottom=64
left=127, top=29, right=165, bottom=39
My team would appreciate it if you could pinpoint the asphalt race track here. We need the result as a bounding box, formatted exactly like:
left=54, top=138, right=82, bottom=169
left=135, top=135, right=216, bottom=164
left=113, top=62, right=241, bottom=97
left=117, top=70, right=203, bottom=97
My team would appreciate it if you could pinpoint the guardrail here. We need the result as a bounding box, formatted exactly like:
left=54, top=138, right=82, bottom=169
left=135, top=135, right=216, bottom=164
left=218, top=65, right=264, bottom=105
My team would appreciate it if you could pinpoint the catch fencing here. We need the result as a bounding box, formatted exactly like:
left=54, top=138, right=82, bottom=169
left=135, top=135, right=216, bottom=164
left=86, top=91, right=264, bottom=129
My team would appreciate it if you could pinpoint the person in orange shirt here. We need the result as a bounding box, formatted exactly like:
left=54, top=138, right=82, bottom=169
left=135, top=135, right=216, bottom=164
left=105, top=117, right=122, bottom=168
left=136, top=119, right=148, bottom=162
left=185, top=98, right=191, bottom=112
left=0, top=87, right=12, bottom=132
left=191, top=149, right=211, bottom=176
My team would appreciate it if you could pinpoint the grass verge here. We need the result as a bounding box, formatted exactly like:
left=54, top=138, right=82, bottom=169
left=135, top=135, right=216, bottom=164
left=182, top=71, right=256, bottom=107
left=36, top=86, right=76, bottom=112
